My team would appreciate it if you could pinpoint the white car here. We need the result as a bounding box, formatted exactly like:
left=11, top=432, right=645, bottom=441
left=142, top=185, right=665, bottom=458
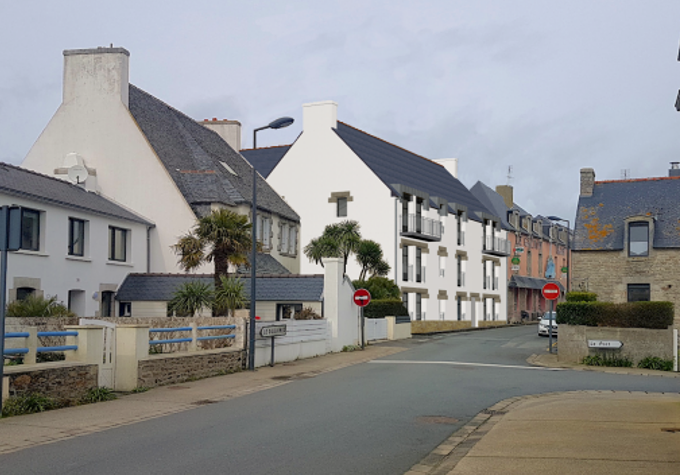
left=538, top=312, right=558, bottom=337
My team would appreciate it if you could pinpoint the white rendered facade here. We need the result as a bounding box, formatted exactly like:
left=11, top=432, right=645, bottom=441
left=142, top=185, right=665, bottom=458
left=266, top=101, right=508, bottom=326
left=0, top=193, right=149, bottom=317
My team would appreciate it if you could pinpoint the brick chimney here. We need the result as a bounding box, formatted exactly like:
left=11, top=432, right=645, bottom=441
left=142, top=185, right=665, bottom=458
left=495, top=185, right=514, bottom=209
left=303, top=101, right=337, bottom=132
left=580, top=168, right=595, bottom=197
left=200, top=118, right=242, bottom=151
left=63, top=46, right=130, bottom=107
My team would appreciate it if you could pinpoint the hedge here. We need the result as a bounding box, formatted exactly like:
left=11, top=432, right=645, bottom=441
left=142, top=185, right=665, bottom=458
left=565, top=291, right=597, bottom=302
left=363, top=299, right=409, bottom=319
left=556, top=301, right=673, bottom=329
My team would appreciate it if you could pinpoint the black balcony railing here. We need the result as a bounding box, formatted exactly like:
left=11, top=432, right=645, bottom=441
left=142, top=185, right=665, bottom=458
left=401, top=214, right=442, bottom=241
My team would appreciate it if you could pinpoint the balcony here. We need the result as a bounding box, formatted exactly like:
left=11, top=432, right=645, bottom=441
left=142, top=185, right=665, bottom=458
left=401, top=214, right=442, bottom=241
left=482, top=235, right=511, bottom=256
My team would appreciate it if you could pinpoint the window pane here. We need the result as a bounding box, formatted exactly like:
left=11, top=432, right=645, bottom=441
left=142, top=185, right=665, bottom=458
left=21, top=209, right=40, bottom=251
left=629, top=222, right=649, bottom=256
left=109, top=227, right=127, bottom=261
left=337, top=198, right=347, bottom=217
left=69, top=218, right=85, bottom=256
left=289, top=227, right=297, bottom=254
left=627, top=284, right=650, bottom=302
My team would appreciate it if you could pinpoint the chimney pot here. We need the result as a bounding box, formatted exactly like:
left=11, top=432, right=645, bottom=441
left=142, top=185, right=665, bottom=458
left=669, top=162, right=680, bottom=177
left=580, top=168, right=596, bottom=197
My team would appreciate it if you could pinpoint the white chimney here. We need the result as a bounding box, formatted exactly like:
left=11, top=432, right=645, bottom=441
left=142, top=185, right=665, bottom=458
left=434, top=158, right=458, bottom=178
left=303, top=101, right=338, bottom=132
left=200, top=119, right=242, bottom=151
left=63, top=46, right=130, bottom=108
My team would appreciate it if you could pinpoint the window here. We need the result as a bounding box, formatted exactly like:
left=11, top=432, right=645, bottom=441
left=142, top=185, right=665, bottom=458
left=337, top=197, right=347, bottom=217
left=257, top=215, right=272, bottom=249
left=415, top=293, right=422, bottom=320
left=402, top=292, right=409, bottom=312
left=277, top=303, right=303, bottom=320
left=457, top=255, right=463, bottom=287
left=627, top=284, right=650, bottom=302
left=402, top=196, right=409, bottom=232
left=402, top=246, right=408, bottom=281
left=526, top=250, right=532, bottom=277
left=281, top=223, right=289, bottom=252
left=21, top=208, right=40, bottom=251
left=538, top=253, right=543, bottom=278
left=628, top=222, right=649, bottom=257
left=288, top=226, right=297, bottom=255
left=415, top=198, right=422, bottom=233
left=415, top=247, right=422, bottom=283
left=16, top=287, right=35, bottom=301
left=101, top=291, right=115, bottom=317
left=69, top=218, right=85, bottom=256
left=439, top=299, right=445, bottom=320
left=457, top=296, right=462, bottom=320
left=108, top=226, right=128, bottom=262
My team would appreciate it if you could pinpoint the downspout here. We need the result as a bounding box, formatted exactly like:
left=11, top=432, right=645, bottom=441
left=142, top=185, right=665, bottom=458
left=394, top=196, right=398, bottom=285
left=146, top=225, right=153, bottom=273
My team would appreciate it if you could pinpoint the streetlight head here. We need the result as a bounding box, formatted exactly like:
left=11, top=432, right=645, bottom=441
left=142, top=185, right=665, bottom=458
left=268, top=117, right=294, bottom=129
left=547, top=216, right=563, bottom=221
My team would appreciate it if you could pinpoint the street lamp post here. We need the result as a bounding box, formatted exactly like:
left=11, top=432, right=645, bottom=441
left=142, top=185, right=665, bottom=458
left=547, top=216, right=570, bottom=294
left=248, top=116, right=294, bottom=371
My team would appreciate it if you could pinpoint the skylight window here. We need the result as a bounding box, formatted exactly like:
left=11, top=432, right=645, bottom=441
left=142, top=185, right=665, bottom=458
left=220, top=161, right=238, bottom=176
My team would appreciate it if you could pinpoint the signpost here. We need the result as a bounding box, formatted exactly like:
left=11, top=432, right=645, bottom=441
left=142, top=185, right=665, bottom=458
left=541, top=282, right=561, bottom=354
left=353, top=289, right=371, bottom=349
left=259, top=324, right=287, bottom=367
left=588, top=340, right=623, bottom=349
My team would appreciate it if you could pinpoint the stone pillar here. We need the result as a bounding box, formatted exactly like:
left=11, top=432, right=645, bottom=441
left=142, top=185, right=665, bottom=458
left=190, top=322, right=198, bottom=352
left=64, top=325, right=104, bottom=365
left=24, top=327, right=38, bottom=365
left=580, top=168, right=595, bottom=197
left=115, top=324, right=150, bottom=391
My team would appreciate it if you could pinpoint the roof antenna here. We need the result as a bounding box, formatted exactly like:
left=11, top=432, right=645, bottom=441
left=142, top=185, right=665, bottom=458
left=621, top=169, right=630, bottom=179
left=506, top=165, right=513, bottom=186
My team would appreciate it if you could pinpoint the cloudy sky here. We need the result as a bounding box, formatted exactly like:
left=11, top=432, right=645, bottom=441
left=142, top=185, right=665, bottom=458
left=1, top=1, right=679, bottom=223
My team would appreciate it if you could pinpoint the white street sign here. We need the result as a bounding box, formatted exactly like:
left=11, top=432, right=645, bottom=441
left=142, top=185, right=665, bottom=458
left=587, top=340, right=623, bottom=349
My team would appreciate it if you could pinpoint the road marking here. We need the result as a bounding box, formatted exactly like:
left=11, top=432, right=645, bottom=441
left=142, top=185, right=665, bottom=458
left=369, top=360, right=565, bottom=371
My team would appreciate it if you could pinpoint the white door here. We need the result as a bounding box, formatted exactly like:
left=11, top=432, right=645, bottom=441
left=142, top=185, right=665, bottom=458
left=80, top=319, right=116, bottom=388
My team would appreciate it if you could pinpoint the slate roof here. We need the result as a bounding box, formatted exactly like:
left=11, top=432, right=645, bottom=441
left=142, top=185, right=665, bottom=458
left=574, top=176, right=680, bottom=251
left=0, top=162, right=153, bottom=226
left=235, top=253, right=291, bottom=275
left=128, top=85, right=299, bottom=222
left=240, top=145, right=292, bottom=178
left=333, top=122, right=495, bottom=222
left=470, top=181, right=513, bottom=230
left=116, top=273, right=324, bottom=302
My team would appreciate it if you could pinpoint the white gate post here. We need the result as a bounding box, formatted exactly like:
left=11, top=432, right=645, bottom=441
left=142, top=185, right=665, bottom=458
left=64, top=325, right=104, bottom=366
left=115, top=324, right=150, bottom=391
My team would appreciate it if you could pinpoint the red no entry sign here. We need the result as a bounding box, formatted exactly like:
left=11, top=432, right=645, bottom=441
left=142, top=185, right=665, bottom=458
left=353, top=288, right=371, bottom=307
left=541, top=282, right=561, bottom=300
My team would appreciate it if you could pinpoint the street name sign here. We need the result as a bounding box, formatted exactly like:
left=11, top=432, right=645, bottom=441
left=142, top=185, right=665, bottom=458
left=260, top=324, right=287, bottom=338
left=541, top=282, right=561, bottom=300
left=353, top=289, right=371, bottom=307
left=588, top=340, right=623, bottom=349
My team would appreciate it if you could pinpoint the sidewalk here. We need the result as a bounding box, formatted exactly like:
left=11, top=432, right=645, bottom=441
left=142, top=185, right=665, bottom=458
left=0, top=343, right=407, bottom=455
left=407, top=354, right=680, bottom=475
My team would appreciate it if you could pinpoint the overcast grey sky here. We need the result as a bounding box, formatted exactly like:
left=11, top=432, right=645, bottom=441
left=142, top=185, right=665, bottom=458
left=1, top=1, right=679, bottom=224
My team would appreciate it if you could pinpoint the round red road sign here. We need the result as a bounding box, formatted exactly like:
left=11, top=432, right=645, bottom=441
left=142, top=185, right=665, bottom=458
left=353, top=288, right=371, bottom=307
left=541, top=282, right=561, bottom=301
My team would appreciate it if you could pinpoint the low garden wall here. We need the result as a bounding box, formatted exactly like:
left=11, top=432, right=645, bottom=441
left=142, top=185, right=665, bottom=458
left=3, top=362, right=98, bottom=405
left=411, top=321, right=472, bottom=334
left=558, top=325, right=674, bottom=365
left=478, top=320, right=508, bottom=328
left=138, top=348, right=245, bottom=388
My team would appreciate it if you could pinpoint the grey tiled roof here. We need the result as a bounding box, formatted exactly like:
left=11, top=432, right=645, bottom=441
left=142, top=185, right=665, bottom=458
left=470, top=181, right=513, bottom=230
left=235, top=253, right=291, bottom=275
left=0, top=163, right=153, bottom=226
left=128, top=85, right=299, bottom=222
left=333, top=122, right=495, bottom=222
left=574, top=176, right=680, bottom=251
left=241, top=145, right=292, bottom=178
left=116, top=273, right=324, bottom=302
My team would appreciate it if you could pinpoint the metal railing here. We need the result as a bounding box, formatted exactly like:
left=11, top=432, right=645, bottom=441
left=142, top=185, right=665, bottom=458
left=458, top=230, right=465, bottom=246
left=401, top=214, right=443, bottom=240
left=3, top=331, right=79, bottom=356
left=482, top=235, right=511, bottom=255
left=458, top=273, right=465, bottom=287
left=149, top=324, right=236, bottom=347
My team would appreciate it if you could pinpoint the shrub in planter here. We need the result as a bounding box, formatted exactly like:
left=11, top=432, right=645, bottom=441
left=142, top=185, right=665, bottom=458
left=363, top=299, right=409, bottom=319
left=637, top=356, right=673, bottom=371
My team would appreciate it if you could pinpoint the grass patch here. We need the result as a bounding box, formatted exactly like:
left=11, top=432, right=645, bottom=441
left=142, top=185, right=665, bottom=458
left=1, top=393, right=62, bottom=417
left=80, top=387, right=117, bottom=404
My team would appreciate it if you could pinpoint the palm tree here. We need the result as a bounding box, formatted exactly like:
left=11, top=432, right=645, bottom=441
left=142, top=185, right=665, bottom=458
left=303, top=235, right=339, bottom=268
left=167, top=281, right=214, bottom=317
left=325, top=220, right=362, bottom=274
left=173, top=209, right=254, bottom=291
left=214, top=275, right=249, bottom=317
left=355, top=239, right=390, bottom=280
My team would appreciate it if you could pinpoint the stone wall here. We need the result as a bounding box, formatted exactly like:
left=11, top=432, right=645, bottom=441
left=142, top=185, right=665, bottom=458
left=558, top=325, right=674, bottom=365
left=3, top=362, right=98, bottom=404
left=572, top=248, right=680, bottom=328
left=412, top=321, right=472, bottom=334
left=137, top=348, right=245, bottom=388
left=478, top=320, right=508, bottom=328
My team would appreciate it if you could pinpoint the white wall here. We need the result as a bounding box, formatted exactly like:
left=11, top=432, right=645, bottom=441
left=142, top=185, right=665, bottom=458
left=1, top=193, right=148, bottom=317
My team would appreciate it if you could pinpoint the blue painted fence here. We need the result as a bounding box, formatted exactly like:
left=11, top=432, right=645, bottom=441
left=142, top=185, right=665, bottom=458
left=3, top=331, right=79, bottom=356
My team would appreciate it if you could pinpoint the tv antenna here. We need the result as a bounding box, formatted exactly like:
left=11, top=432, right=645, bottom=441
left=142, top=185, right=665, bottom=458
left=621, top=169, right=630, bottom=179
left=506, top=165, right=513, bottom=185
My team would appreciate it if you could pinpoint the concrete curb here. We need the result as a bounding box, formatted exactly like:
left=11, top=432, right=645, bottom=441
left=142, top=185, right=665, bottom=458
left=527, top=353, right=680, bottom=378
left=404, top=390, right=680, bottom=475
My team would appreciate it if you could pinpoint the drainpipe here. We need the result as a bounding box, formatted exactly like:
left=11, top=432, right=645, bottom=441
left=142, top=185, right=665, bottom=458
left=394, top=197, right=398, bottom=285
left=146, top=225, right=154, bottom=273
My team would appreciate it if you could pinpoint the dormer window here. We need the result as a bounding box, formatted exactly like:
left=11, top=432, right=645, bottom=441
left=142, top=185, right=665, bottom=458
left=628, top=222, right=649, bottom=257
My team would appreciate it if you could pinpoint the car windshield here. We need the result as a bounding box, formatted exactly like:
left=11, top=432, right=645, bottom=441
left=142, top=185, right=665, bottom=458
left=541, top=313, right=556, bottom=321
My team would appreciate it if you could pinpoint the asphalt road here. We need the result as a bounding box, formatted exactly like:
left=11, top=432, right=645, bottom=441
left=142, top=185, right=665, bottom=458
left=2, top=326, right=678, bottom=475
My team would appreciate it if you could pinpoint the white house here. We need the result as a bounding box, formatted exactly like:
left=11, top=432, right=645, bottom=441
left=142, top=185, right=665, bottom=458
left=21, top=46, right=300, bottom=274
left=242, top=101, right=509, bottom=328
left=0, top=163, right=152, bottom=317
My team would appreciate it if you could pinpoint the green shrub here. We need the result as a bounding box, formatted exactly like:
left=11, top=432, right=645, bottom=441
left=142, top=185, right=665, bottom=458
left=6, top=294, right=75, bottom=318
left=637, top=356, right=674, bottom=371
left=1, top=393, right=61, bottom=417
left=363, top=299, right=408, bottom=319
left=352, top=276, right=401, bottom=300
left=565, top=291, right=597, bottom=302
left=557, top=301, right=673, bottom=329
left=294, top=306, right=323, bottom=320
left=81, top=387, right=117, bottom=404
left=582, top=354, right=633, bottom=367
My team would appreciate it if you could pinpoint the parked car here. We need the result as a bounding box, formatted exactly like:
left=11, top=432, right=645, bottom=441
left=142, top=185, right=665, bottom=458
left=538, top=312, right=558, bottom=337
